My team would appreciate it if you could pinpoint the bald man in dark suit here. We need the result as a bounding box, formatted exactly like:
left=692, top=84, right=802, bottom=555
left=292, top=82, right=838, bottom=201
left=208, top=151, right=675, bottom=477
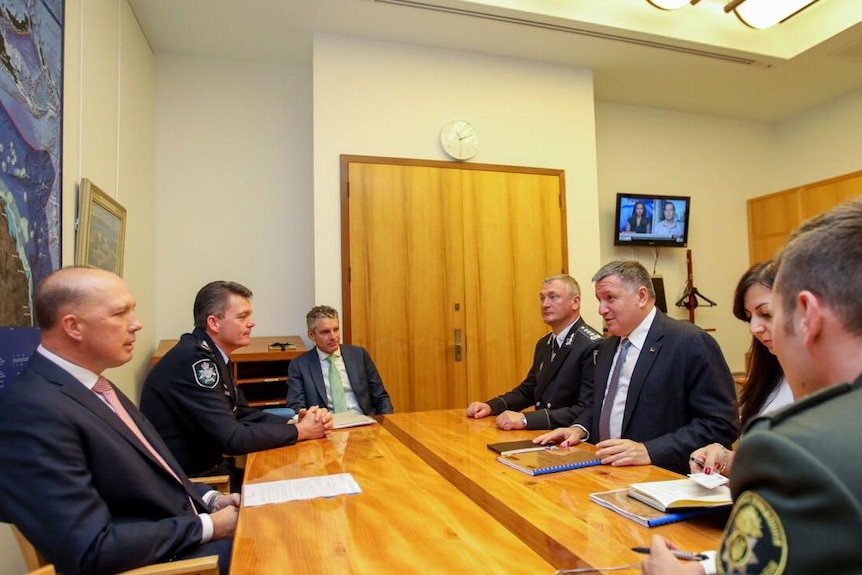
left=0, top=268, right=237, bottom=575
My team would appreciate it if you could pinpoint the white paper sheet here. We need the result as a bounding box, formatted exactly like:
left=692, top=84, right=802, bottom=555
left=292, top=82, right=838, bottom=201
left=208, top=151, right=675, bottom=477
left=242, top=473, right=362, bottom=507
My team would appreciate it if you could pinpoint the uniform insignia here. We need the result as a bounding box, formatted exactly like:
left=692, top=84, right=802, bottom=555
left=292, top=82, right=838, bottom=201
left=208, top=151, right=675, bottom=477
left=197, top=340, right=212, bottom=353
left=192, top=359, right=220, bottom=388
left=564, top=332, right=575, bottom=347
left=578, top=325, right=603, bottom=342
left=718, top=491, right=787, bottom=575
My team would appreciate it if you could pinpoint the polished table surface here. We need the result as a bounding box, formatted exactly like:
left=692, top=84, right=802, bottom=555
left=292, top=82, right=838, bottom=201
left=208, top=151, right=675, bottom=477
left=382, top=410, right=725, bottom=571
left=230, top=420, right=555, bottom=574
left=231, top=409, right=724, bottom=574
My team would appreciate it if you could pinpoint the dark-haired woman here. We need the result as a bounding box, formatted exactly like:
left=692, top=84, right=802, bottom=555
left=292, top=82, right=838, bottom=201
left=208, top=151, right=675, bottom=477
left=689, top=260, right=793, bottom=476
left=625, top=201, right=650, bottom=234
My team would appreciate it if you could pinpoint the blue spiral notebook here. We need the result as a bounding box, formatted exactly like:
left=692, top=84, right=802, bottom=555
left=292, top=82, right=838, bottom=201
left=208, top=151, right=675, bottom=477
left=590, top=488, right=730, bottom=527
left=496, top=446, right=601, bottom=476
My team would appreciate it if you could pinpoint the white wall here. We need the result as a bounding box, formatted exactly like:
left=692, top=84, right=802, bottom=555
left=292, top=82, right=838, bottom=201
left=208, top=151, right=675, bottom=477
left=154, top=55, right=314, bottom=341
left=312, top=34, right=603, bottom=330
left=775, top=89, right=862, bottom=188
left=1, top=0, right=157, bottom=572
left=595, top=103, right=776, bottom=372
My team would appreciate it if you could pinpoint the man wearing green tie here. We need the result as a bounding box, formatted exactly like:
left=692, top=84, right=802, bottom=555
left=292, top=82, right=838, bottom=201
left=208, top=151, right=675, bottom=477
left=287, top=305, right=394, bottom=415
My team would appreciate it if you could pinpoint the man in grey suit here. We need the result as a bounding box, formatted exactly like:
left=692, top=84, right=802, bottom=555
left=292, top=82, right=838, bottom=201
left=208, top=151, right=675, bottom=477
left=537, top=260, right=739, bottom=474
left=0, top=268, right=237, bottom=575
left=287, top=305, right=394, bottom=415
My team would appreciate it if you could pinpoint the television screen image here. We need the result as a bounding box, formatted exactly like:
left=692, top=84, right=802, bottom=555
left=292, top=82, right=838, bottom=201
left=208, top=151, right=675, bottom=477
left=614, top=194, right=690, bottom=248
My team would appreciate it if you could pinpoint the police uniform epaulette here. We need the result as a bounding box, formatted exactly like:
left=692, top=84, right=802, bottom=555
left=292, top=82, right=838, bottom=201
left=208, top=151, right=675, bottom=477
left=747, top=382, right=852, bottom=430
left=577, top=324, right=603, bottom=342
left=196, top=339, right=214, bottom=355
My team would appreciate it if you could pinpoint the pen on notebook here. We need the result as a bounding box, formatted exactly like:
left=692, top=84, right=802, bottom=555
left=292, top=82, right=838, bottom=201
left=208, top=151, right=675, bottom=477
left=631, top=547, right=708, bottom=561
left=689, top=455, right=705, bottom=470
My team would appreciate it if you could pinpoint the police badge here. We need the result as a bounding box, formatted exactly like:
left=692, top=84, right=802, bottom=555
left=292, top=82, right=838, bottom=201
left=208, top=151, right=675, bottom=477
left=192, top=359, right=220, bottom=388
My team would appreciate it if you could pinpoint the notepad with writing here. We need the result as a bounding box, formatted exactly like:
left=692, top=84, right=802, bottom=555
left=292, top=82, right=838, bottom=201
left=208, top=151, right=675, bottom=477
left=628, top=478, right=732, bottom=511
left=590, top=488, right=727, bottom=528
left=496, top=446, right=601, bottom=476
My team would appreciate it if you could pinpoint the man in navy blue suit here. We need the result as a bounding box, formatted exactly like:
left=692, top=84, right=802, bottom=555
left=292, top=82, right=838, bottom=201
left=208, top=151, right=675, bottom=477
left=287, top=305, right=393, bottom=415
left=537, top=260, right=738, bottom=474
left=0, top=267, right=237, bottom=575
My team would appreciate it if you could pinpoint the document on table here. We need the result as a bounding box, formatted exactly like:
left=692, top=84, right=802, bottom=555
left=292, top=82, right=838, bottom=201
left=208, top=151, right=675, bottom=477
left=243, top=473, right=362, bottom=507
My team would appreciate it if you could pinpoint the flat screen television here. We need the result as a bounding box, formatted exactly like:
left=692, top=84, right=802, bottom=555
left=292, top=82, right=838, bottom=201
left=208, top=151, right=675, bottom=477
left=613, top=193, right=690, bottom=248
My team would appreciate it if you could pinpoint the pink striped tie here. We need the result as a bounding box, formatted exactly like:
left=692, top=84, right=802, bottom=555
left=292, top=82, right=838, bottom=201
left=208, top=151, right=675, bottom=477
left=93, top=377, right=197, bottom=513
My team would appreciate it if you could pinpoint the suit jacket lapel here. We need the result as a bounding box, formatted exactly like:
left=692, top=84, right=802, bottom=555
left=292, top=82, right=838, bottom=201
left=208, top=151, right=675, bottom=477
left=30, top=354, right=184, bottom=479
left=593, top=335, right=620, bottom=428
left=621, top=314, right=664, bottom=431
left=535, top=321, right=581, bottom=396
left=310, top=349, right=329, bottom=406
left=341, top=347, right=359, bottom=393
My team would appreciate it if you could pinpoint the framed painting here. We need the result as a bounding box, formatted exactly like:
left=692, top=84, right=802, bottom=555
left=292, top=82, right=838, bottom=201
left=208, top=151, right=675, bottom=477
left=75, top=179, right=127, bottom=276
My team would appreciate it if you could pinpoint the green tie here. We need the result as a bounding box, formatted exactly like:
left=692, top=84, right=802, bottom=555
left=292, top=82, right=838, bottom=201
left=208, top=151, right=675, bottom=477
left=326, top=354, right=348, bottom=413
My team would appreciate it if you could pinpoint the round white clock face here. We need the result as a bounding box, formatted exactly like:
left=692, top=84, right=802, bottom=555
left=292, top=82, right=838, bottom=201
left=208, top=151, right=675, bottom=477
left=440, top=120, right=479, bottom=161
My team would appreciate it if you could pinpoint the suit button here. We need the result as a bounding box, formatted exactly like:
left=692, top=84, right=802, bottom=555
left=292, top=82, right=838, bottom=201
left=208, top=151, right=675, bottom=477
left=546, top=403, right=551, bottom=408
left=535, top=402, right=541, bottom=408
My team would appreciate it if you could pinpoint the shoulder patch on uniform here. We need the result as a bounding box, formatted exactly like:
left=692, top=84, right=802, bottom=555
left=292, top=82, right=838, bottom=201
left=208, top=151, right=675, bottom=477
left=192, top=359, right=220, bottom=388
left=577, top=324, right=603, bottom=342
left=718, top=491, right=787, bottom=575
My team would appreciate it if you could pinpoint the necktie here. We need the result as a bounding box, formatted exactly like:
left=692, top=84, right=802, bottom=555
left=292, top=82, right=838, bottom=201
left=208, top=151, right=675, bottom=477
left=551, top=338, right=560, bottom=362
left=93, top=377, right=196, bottom=512
left=598, top=339, right=632, bottom=442
left=326, top=354, right=348, bottom=413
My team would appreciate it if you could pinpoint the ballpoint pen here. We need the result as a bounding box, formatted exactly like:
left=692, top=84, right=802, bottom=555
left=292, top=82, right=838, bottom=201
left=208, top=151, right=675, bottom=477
left=631, top=547, right=708, bottom=561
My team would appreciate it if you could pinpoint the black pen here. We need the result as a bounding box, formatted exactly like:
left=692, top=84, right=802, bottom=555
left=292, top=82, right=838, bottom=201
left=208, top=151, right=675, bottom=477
left=631, top=547, right=708, bottom=561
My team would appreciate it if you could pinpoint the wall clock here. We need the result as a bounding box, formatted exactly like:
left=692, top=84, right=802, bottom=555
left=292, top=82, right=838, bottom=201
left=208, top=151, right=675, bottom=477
left=440, top=120, right=479, bottom=161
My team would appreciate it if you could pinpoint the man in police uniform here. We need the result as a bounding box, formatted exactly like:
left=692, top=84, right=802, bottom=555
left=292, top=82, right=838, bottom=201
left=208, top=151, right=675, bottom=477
left=466, top=274, right=603, bottom=430
left=141, top=281, right=332, bottom=490
left=643, top=198, right=862, bottom=575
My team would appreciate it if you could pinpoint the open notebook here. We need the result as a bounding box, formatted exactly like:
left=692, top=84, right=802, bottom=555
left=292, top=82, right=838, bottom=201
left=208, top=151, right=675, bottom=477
left=628, top=478, right=732, bottom=511
left=590, top=488, right=729, bottom=528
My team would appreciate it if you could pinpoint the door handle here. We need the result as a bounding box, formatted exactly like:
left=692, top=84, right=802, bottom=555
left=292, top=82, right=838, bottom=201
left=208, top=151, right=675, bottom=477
left=454, top=329, right=462, bottom=362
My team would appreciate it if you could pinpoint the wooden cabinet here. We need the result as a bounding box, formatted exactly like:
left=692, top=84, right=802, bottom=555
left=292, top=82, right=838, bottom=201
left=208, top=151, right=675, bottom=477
left=151, top=335, right=307, bottom=408
left=748, top=169, right=862, bottom=263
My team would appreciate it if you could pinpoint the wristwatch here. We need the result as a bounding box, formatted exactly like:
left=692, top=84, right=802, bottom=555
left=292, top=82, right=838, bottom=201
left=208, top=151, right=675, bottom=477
left=521, top=414, right=528, bottom=428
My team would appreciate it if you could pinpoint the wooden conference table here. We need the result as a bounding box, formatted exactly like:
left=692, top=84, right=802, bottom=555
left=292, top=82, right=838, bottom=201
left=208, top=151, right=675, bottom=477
left=230, top=409, right=725, bottom=574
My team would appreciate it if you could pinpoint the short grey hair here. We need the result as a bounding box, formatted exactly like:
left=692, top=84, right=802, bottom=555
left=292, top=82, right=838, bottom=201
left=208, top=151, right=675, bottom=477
left=543, top=274, right=581, bottom=298
left=306, top=305, right=339, bottom=331
left=591, top=260, right=656, bottom=301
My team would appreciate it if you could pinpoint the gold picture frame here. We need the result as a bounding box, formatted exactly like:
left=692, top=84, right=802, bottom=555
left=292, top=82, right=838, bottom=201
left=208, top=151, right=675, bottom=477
left=75, top=179, right=127, bottom=276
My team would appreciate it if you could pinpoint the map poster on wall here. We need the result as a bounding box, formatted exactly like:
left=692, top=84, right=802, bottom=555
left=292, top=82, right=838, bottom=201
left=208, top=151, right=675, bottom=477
left=0, top=0, right=64, bottom=391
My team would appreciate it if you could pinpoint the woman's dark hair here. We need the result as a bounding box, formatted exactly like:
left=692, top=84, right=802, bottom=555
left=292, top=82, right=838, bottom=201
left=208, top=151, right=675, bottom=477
left=629, top=201, right=646, bottom=221
left=733, top=260, right=784, bottom=428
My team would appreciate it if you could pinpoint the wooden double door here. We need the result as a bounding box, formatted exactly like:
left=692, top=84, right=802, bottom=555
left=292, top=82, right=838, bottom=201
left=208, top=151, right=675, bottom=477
left=341, top=156, right=567, bottom=412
